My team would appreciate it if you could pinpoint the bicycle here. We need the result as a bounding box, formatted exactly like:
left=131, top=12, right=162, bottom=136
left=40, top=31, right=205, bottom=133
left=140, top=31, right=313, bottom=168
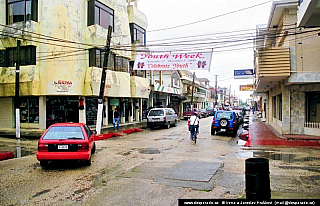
left=193, top=128, right=197, bottom=144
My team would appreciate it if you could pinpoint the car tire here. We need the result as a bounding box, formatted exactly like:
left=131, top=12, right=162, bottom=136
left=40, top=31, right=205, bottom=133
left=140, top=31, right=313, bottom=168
left=166, top=122, right=170, bottom=129
left=91, top=142, right=96, bottom=154
left=219, top=118, right=229, bottom=127
left=40, top=161, right=49, bottom=168
left=233, top=130, right=237, bottom=137
left=149, top=126, right=154, bottom=130
left=172, top=120, right=177, bottom=127
left=211, top=127, right=215, bottom=135
left=84, top=156, right=91, bottom=166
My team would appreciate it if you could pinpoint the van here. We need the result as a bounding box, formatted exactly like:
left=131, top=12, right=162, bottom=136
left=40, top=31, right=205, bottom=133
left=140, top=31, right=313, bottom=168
left=147, top=108, right=178, bottom=129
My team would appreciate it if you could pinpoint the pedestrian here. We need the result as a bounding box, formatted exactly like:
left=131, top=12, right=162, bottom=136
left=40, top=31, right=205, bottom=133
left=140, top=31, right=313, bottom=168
left=113, top=108, right=120, bottom=131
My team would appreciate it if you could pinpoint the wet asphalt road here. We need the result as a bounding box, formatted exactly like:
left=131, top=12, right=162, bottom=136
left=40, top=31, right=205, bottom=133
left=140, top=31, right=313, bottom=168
left=0, top=117, right=320, bottom=205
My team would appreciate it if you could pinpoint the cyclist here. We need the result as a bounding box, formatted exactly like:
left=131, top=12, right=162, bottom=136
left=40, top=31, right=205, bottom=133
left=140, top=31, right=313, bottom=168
left=188, top=113, right=200, bottom=141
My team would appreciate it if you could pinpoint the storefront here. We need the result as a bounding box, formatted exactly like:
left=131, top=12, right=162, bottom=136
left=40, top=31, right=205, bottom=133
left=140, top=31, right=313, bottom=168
left=46, top=96, right=79, bottom=127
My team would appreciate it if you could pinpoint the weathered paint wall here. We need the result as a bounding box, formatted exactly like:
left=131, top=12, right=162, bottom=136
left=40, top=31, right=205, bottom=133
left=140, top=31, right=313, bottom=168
left=0, top=0, right=135, bottom=96
left=0, top=97, right=14, bottom=128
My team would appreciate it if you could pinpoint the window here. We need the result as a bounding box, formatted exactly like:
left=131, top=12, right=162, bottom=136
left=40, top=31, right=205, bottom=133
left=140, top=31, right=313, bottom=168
left=278, top=94, right=282, bottom=121
left=1, top=46, right=36, bottom=67
left=89, top=48, right=115, bottom=70
left=88, top=0, right=114, bottom=30
left=7, top=0, right=38, bottom=24
left=273, top=96, right=276, bottom=119
left=115, top=56, right=129, bottom=72
left=306, top=92, right=320, bottom=123
left=130, top=23, right=146, bottom=46
left=19, top=97, right=39, bottom=124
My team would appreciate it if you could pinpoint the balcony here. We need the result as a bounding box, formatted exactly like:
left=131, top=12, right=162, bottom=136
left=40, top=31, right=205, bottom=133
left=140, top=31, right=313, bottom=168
left=255, top=47, right=291, bottom=92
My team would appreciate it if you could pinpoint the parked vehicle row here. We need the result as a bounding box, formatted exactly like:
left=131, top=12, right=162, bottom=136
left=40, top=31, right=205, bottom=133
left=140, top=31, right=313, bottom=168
left=210, top=109, right=245, bottom=137
left=147, top=108, right=178, bottom=129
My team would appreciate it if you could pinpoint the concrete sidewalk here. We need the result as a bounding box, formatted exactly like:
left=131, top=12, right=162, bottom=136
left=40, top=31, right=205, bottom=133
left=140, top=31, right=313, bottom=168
left=249, top=114, right=320, bottom=147
left=0, top=120, right=148, bottom=138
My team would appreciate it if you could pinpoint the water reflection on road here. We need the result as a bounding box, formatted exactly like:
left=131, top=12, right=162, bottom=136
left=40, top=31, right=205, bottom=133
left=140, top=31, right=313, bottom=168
left=0, top=136, right=38, bottom=158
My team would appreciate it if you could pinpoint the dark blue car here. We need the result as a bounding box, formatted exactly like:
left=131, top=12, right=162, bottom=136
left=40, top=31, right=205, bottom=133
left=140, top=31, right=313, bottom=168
left=211, top=111, right=238, bottom=137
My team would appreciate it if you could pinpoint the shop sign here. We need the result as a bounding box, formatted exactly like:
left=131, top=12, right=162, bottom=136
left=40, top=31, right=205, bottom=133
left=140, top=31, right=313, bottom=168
left=240, top=84, right=254, bottom=91
left=234, top=69, right=254, bottom=79
left=133, top=52, right=212, bottom=71
left=53, top=80, right=73, bottom=92
left=110, top=99, right=119, bottom=106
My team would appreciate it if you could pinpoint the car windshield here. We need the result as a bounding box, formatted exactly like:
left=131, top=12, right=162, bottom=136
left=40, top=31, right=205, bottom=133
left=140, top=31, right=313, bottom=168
left=42, top=126, right=85, bottom=140
left=216, top=112, right=233, bottom=120
left=148, top=110, right=164, bottom=116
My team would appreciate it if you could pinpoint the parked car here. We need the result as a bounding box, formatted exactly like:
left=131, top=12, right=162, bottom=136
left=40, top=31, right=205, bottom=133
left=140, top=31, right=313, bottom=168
left=233, top=110, right=244, bottom=125
left=183, top=108, right=201, bottom=119
left=199, top=109, right=209, bottom=118
left=206, top=107, right=214, bottom=116
left=211, top=111, right=238, bottom=137
left=36, top=123, right=96, bottom=167
left=147, top=108, right=178, bottom=129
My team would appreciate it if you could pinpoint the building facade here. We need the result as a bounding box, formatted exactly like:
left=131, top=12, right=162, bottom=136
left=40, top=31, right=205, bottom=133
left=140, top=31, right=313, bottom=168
left=0, top=0, right=150, bottom=129
left=254, top=0, right=320, bottom=136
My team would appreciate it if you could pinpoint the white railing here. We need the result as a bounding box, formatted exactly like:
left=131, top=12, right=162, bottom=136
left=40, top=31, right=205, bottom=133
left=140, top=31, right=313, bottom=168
left=305, top=122, right=320, bottom=129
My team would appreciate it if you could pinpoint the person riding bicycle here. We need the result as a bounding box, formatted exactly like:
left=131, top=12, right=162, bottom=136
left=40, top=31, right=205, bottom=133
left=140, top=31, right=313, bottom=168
left=188, top=112, right=200, bottom=141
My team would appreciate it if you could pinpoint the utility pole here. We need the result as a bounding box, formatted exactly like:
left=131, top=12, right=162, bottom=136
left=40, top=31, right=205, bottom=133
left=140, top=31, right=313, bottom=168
left=96, top=26, right=112, bottom=134
left=190, top=72, right=195, bottom=109
left=214, top=75, right=218, bottom=106
left=15, top=40, right=21, bottom=139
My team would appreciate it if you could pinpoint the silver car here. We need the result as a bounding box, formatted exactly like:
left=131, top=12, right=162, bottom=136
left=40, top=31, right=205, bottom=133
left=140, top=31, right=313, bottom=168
left=147, top=108, right=178, bottom=129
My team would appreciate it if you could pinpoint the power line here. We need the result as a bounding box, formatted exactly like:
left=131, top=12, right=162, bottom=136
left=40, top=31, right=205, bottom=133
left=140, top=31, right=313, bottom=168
left=148, top=0, right=273, bottom=32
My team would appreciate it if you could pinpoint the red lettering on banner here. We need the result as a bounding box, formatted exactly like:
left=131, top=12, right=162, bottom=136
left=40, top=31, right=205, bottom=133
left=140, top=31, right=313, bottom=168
left=140, top=54, right=169, bottom=59
left=172, top=53, right=204, bottom=59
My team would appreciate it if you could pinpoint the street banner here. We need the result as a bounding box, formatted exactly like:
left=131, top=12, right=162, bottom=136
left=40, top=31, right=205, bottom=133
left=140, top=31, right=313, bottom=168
left=240, top=84, right=254, bottom=91
left=234, top=69, right=254, bottom=79
left=133, top=52, right=212, bottom=71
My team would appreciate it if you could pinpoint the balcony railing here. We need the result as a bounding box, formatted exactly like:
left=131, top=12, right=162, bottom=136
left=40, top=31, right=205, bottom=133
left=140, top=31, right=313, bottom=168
left=305, top=122, right=320, bottom=129
left=257, top=47, right=291, bottom=78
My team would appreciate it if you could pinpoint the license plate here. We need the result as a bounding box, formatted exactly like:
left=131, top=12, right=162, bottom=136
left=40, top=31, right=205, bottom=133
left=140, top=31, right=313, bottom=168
left=58, top=145, right=68, bottom=150
left=221, top=129, right=226, bottom=132
left=153, top=118, right=160, bottom=121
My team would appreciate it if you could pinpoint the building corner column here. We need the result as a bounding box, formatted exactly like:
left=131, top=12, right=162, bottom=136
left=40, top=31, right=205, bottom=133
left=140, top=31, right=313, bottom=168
left=79, top=97, right=86, bottom=124
left=39, top=96, right=46, bottom=129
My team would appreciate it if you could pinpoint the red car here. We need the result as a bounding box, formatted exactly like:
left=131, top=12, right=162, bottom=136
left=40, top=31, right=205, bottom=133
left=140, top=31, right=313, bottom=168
left=36, top=123, right=96, bottom=167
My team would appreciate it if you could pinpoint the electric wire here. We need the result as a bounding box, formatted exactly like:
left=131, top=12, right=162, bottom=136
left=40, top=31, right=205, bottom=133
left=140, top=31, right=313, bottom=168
left=147, top=0, right=274, bottom=32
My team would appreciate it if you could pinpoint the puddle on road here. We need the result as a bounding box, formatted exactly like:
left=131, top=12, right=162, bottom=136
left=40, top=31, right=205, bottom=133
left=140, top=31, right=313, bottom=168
left=237, top=149, right=320, bottom=164
left=253, top=150, right=319, bottom=163
left=138, top=148, right=161, bottom=154
left=0, top=138, right=37, bottom=159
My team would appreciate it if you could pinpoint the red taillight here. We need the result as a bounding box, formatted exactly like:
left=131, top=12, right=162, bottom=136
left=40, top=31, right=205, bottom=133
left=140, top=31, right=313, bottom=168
left=163, top=117, right=166, bottom=122
left=212, top=117, right=215, bottom=124
left=78, top=143, right=89, bottom=151
left=233, top=119, right=236, bottom=126
left=38, top=143, right=48, bottom=151
left=147, top=118, right=149, bottom=122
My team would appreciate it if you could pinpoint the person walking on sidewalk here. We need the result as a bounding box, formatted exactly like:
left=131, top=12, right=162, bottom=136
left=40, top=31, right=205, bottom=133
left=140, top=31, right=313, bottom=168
left=113, top=108, right=120, bottom=131
left=188, top=113, right=200, bottom=141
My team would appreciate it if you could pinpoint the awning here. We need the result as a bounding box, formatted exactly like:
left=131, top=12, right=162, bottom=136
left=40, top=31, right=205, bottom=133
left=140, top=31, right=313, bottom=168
left=84, top=68, right=131, bottom=97
left=104, top=70, right=131, bottom=97
left=130, top=76, right=150, bottom=98
left=154, top=83, right=180, bottom=94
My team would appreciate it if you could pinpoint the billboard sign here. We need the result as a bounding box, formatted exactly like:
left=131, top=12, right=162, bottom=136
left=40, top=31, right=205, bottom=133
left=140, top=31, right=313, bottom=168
left=133, top=52, right=212, bottom=71
left=240, top=84, right=254, bottom=91
left=234, top=69, right=254, bottom=79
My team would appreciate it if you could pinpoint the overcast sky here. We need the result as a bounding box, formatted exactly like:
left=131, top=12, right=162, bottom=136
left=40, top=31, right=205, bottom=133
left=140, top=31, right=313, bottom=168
left=138, top=0, right=274, bottom=101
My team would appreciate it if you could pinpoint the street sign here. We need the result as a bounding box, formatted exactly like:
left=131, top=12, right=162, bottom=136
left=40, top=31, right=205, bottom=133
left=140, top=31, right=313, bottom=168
left=234, top=69, right=254, bottom=79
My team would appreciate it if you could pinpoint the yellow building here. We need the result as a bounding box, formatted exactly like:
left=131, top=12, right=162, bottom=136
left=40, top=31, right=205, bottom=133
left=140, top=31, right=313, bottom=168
left=0, top=0, right=150, bottom=130
left=254, top=0, right=320, bottom=136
